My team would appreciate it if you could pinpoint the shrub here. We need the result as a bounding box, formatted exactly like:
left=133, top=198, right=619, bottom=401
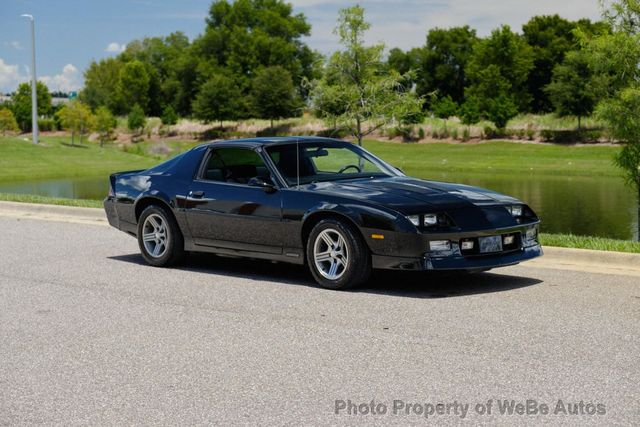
left=451, top=128, right=458, bottom=140
left=526, top=129, right=536, bottom=140
left=462, top=128, right=470, bottom=142
left=95, top=107, right=117, bottom=147
left=483, top=126, right=510, bottom=140
left=37, top=118, right=57, bottom=131
left=418, top=127, right=425, bottom=140
left=317, top=127, right=350, bottom=138
left=539, top=129, right=603, bottom=144
left=0, top=108, right=20, bottom=135
left=160, top=105, right=178, bottom=126
left=127, top=104, right=146, bottom=135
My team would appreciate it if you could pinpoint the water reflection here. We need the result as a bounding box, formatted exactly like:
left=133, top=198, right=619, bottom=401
left=424, top=172, right=638, bottom=240
left=0, top=177, right=109, bottom=201
left=0, top=173, right=637, bottom=240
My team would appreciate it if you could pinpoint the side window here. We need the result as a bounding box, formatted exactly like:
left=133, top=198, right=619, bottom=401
left=202, top=147, right=271, bottom=185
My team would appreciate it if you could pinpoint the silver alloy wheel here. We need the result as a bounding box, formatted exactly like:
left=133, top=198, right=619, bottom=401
left=313, top=228, right=349, bottom=280
left=142, top=213, right=169, bottom=258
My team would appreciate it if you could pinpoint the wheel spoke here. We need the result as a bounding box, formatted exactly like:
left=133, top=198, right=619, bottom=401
left=315, top=251, right=332, bottom=262
left=337, top=235, right=347, bottom=251
left=152, top=242, right=163, bottom=256
left=148, top=216, right=161, bottom=229
left=328, top=260, right=338, bottom=278
left=143, top=232, right=156, bottom=242
left=321, top=232, right=336, bottom=248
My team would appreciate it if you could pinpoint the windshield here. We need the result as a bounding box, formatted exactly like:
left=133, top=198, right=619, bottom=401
left=265, top=140, right=400, bottom=185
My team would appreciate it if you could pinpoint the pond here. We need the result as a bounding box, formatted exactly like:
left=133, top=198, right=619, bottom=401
left=0, top=173, right=637, bottom=240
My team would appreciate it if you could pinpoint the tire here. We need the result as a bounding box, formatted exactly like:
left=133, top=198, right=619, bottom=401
left=306, top=218, right=371, bottom=290
left=137, top=205, right=185, bottom=267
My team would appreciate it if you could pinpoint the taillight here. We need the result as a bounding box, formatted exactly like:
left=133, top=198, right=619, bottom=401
left=108, top=186, right=115, bottom=198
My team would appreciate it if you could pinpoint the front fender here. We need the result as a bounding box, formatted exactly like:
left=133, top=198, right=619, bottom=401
left=301, top=202, right=420, bottom=256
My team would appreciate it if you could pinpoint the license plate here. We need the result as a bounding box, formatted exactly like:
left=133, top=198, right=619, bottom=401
left=479, top=235, right=503, bottom=253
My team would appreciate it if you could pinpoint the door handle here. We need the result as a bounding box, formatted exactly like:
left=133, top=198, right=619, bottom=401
left=189, top=190, right=205, bottom=198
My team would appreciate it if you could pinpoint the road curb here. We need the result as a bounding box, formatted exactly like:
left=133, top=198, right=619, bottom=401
left=0, top=200, right=107, bottom=225
left=1, top=200, right=639, bottom=275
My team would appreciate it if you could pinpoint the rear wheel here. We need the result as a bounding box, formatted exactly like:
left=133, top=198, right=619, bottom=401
left=137, top=205, right=184, bottom=267
left=306, top=218, right=371, bottom=290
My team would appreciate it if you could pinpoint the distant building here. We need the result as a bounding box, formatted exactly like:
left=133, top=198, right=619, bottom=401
left=52, top=97, right=70, bottom=106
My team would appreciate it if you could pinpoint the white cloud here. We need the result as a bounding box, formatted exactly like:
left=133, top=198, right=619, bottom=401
left=290, top=0, right=603, bottom=52
left=105, top=42, right=126, bottom=53
left=0, top=59, right=82, bottom=93
left=3, top=41, right=23, bottom=50
left=0, top=58, right=28, bottom=92
left=40, top=64, right=83, bottom=92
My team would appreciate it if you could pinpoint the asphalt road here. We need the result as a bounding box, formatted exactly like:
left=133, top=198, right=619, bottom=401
left=0, top=216, right=638, bottom=426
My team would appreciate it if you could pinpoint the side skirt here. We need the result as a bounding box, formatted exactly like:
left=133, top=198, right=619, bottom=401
left=184, top=241, right=305, bottom=265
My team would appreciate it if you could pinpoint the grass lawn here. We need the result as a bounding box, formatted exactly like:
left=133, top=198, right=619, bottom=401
left=0, top=134, right=621, bottom=182
left=361, top=140, right=620, bottom=179
left=0, top=192, right=102, bottom=208
left=0, top=136, right=156, bottom=182
left=540, top=233, right=640, bottom=253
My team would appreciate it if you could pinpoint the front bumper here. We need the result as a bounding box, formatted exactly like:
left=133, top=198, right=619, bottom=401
left=369, top=223, right=542, bottom=271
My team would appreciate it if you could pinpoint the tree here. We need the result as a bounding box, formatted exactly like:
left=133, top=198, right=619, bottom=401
left=545, top=51, right=597, bottom=129
left=251, top=66, right=301, bottom=127
left=465, top=26, right=534, bottom=128
left=117, top=60, right=150, bottom=113
left=192, top=0, right=317, bottom=95
left=460, top=96, right=481, bottom=129
left=94, top=107, right=117, bottom=147
left=127, top=104, right=146, bottom=135
left=387, top=47, right=422, bottom=90
left=584, top=0, right=640, bottom=239
left=432, top=95, right=459, bottom=129
left=309, top=6, right=423, bottom=146
left=160, top=105, right=178, bottom=126
left=486, top=95, right=518, bottom=130
left=523, top=15, right=579, bottom=112
left=416, top=26, right=478, bottom=104
left=192, top=74, right=242, bottom=126
left=11, top=81, right=52, bottom=132
left=596, top=86, right=640, bottom=239
left=81, top=57, right=124, bottom=113
left=56, top=101, right=95, bottom=145
left=0, top=108, right=19, bottom=135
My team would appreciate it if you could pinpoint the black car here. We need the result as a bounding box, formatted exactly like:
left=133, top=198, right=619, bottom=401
left=104, top=137, right=542, bottom=289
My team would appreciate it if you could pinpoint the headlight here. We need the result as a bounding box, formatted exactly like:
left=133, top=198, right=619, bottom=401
left=406, top=215, right=421, bottom=226
left=406, top=213, right=453, bottom=228
left=506, top=205, right=523, bottom=217
left=424, top=213, right=438, bottom=226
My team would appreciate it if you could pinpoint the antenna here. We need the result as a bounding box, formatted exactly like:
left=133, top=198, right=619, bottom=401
left=296, top=138, right=300, bottom=189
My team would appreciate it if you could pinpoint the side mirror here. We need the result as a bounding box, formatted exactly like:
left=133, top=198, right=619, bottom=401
left=248, top=176, right=277, bottom=194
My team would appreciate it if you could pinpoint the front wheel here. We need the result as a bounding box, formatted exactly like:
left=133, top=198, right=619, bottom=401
left=306, top=219, right=371, bottom=290
left=137, top=205, right=184, bottom=267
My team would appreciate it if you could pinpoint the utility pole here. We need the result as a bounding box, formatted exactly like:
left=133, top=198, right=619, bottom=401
left=21, top=14, right=38, bottom=145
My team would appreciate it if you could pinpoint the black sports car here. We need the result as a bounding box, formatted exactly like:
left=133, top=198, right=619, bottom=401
left=104, top=137, right=542, bottom=289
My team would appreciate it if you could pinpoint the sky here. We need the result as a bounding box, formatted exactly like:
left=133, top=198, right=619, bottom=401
left=0, top=0, right=602, bottom=93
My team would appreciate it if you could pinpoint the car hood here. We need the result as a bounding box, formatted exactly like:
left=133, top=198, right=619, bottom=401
left=304, top=176, right=521, bottom=213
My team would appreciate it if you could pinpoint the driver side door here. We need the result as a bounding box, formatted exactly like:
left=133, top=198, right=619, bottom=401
left=184, top=146, right=283, bottom=255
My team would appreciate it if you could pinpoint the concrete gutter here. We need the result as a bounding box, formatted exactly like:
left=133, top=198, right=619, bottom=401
left=1, top=200, right=640, bottom=277
left=0, top=201, right=107, bottom=226
left=525, top=246, right=640, bottom=277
